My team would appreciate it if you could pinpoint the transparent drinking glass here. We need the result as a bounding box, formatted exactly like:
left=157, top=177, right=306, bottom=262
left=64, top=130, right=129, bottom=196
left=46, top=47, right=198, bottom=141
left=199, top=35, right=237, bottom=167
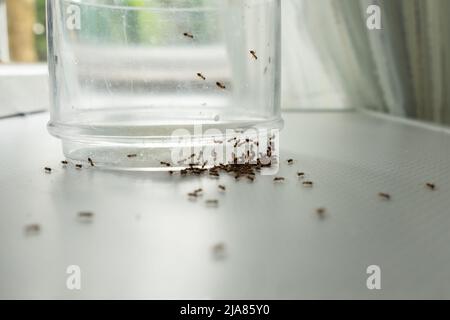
left=46, top=0, right=282, bottom=170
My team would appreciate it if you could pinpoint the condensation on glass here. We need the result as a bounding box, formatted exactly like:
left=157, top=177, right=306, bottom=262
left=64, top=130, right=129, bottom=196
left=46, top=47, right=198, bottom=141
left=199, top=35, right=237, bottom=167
left=47, top=0, right=282, bottom=170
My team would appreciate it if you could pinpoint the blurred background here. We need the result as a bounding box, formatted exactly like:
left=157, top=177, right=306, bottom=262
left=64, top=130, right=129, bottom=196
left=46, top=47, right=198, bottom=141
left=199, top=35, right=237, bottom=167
left=1, top=0, right=450, bottom=125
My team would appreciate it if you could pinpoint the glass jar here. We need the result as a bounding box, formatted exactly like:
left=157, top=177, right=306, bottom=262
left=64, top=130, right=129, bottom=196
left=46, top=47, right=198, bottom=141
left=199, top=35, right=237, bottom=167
left=46, top=0, right=282, bottom=170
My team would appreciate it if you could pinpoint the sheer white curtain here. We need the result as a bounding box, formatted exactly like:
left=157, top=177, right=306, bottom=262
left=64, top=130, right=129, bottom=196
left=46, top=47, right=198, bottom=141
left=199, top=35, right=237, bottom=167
left=282, top=0, right=351, bottom=110
left=282, top=0, right=450, bottom=125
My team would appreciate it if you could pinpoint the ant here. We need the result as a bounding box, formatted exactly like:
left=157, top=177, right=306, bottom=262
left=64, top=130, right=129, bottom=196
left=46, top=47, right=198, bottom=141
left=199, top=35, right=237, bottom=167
left=250, top=50, right=258, bottom=60
left=88, top=158, right=95, bottom=167
left=160, top=161, right=171, bottom=167
left=378, top=192, right=391, bottom=200
left=426, top=183, right=436, bottom=190
left=183, top=32, right=194, bottom=39
left=44, top=167, right=52, bottom=173
left=77, top=211, right=94, bottom=223
left=78, top=212, right=94, bottom=218
left=75, top=164, right=82, bottom=169
left=303, top=181, right=313, bottom=187
left=216, top=82, right=226, bottom=90
left=188, top=189, right=203, bottom=198
left=212, top=243, right=226, bottom=260
left=206, top=199, right=219, bottom=207
left=197, top=73, right=206, bottom=80
left=273, top=177, right=285, bottom=182
left=316, top=207, right=326, bottom=218
left=127, top=154, right=137, bottom=158
left=61, top=160, right=68, bottom=165
left=297, top=172, right=305, bottom=178
left=218, top=185, right=226, bottom=191
left=287, top=159, right=294, bottom=165
left=25, top=224, right=41, bottom=235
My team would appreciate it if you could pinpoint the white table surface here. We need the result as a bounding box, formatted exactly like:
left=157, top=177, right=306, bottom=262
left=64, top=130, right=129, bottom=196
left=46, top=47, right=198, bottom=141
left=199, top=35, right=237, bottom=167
left=1, top=111, right=450, bottom=299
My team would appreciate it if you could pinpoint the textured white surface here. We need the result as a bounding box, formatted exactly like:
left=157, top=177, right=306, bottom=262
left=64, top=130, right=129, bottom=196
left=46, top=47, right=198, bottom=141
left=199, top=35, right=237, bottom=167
left=0, top=111, right=450, bottom=299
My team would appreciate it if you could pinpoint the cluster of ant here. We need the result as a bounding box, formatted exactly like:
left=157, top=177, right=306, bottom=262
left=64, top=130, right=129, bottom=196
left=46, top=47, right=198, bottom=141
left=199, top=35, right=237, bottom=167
left=43, top=143, right=439, bottom=221
left=166, top=134, right=324, bottom=220
left=39, top=152, right=439, bottom=258
left=177, top=155, right=325, bottom=219
left=176, top=134, right=278, bottom=208
left=43, top=134, right=439, bottom=222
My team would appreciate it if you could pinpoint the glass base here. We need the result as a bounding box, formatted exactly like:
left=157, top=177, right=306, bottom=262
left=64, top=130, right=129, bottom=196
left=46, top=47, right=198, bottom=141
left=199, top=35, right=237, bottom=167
left=51, top=119, right=283, bottom=171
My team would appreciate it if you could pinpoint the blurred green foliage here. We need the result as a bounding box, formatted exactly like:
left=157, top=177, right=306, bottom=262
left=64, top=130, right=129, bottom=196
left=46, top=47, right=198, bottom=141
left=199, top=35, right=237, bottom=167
left=35, top=0, right=47, bottom=61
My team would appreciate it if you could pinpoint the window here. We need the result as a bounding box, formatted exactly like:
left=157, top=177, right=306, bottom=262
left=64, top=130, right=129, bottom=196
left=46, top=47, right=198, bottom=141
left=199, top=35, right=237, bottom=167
left=0, top=0, right=48, bottom=118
